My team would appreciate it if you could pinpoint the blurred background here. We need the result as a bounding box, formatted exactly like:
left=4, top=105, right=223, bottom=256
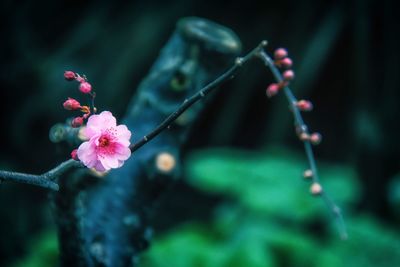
left=0, top=0, right=399, bottom=266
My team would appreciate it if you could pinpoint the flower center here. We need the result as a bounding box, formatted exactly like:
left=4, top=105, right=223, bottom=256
left=98, top=135, right=110, bottom=147
left=96, top=132, right=118, bottom=156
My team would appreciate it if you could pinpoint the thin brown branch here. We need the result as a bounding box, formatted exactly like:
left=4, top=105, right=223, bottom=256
left=0, top=159, right=82, bottom=191
left=129, top=41, right=268, bottom=152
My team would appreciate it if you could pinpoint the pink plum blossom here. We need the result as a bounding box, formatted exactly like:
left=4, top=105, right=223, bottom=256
left=77, top=111, right=131, bottom=172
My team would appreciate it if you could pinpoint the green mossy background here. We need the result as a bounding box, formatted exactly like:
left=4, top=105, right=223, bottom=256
left=9, top=147, right=400, bottom=267
left=1, top=0, right=399, bottom=266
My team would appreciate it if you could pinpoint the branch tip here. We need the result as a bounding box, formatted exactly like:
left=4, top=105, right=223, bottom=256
left=259, top=40, right=268, bottom=48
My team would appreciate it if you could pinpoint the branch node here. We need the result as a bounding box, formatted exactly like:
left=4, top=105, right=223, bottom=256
left=235, top=57, right=244, bottom=66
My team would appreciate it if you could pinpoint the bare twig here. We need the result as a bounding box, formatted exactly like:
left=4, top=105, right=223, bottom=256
left=129, top=41, right=268, bottom=152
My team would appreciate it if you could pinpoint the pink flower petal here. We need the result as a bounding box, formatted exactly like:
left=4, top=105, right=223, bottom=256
left=85, top=111, right=117, bottom=139
left=116, top=125, right=132, bottom=146
left=114, top=144, right=131, bottom=160
left=77, top=140, right=97, bottom=168
left=99, top=156, right=120, bottom=170
left=94, top=161, right=107, bottom=172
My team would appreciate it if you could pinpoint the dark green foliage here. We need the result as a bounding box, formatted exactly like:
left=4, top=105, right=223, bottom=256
left=138, top=147, right=400, bottom=267
left=9, top=231, right=58, bottom=267
left=140, top=215, right=400, bottom=267
left=186, top=147, right=359, bottom=221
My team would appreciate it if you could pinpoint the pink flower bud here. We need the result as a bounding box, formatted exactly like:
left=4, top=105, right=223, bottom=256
left=71, top=149, right=79, bottom=161
left=303, top=169, right=313, bottom=179
left=299, top=132, right=310, bottom=141
left=79, top=82, right=92, bottom=94
left=64, top=71, right=76, bottom=81
left=280, top=57, right=293, bottom=68
left=310, top=132, right=322, bottom=145
left=274, top=48, right=288, bottom=60
left=296, top=100, right=313, bottom=111
left=283, top=70, right=295, bottom=81
left=71, top=117, right=84, bottom=128
left=310, top=183, right=322, bottom=195
left=266, top=83, right=280, bottom=98
left=63, top=97, right=81, bottom=111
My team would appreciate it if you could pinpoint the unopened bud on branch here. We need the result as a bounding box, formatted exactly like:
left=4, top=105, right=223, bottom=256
left=266, top=83, right=280, bottom=98
left=71, top=149, right=79, bottom=161
left=71, top=117, right=84, bottom=128
left=283, top=70, right=295, bottom=81
left=64, top=71, right=75, bottom=81
left=310, top=183, right=323, bottom=195
left=303, top=169, right=313, bottom=179
left=310, top=132, right=322, bottom=145
left=79, top=82, right=92, bottom=94
left=63, top=97, right=81, bottom=110
left=280, top=57, right=293, bottom=68
left=274, top=48, right=288, bottom=60
left=299, top=132, right=310, bottom=141
left=296, top=100, right=313, bottom=111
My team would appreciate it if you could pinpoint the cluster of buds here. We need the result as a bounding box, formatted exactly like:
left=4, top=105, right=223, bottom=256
left=302, top=169, right=323, bottom=196
left=266, top=48, right=295, bottom=97
left=63, top=71, right=96, bottom=128
left=266, top=49, right=314, bottom=111
left=64, top=71, right=92, bottom=94
left=263, top=49, right=322, bottom=197
left=261, top=43, right=345, bottom=237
